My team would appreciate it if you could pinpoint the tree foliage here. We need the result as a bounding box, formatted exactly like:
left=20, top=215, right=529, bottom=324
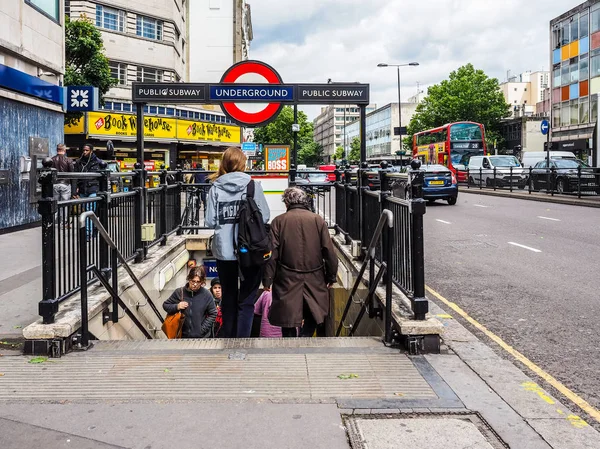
left=253, top=106, right=314, bottom=148
left=334, top=146, right=344, bottom=161
left=348, top=137, right=361, bottom=162
left=64, top=15, right=115, bottom=126
left=406, top=64, right=510, bottom=147
left=298, top=140, right=324, bottom=166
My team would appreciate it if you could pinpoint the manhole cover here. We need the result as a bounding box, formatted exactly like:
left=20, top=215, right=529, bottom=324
left=344, top=413, right=508, bottom=449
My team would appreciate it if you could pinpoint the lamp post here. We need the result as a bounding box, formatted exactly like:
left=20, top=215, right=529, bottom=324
left=377, top=62, right=419, bottom=165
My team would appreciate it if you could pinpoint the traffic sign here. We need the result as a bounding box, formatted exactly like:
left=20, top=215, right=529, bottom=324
left=540, top=119, right=550, bottom=135
left=242, top=142, right=257, bottom=151
left=219, top=60, right=285, bottom=127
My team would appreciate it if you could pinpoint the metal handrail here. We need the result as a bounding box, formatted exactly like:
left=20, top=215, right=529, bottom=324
left=336, top=209, right=393, bottom=338
left=78, top=211, right=163, bottom=346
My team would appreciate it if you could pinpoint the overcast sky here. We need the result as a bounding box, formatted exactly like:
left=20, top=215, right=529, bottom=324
left=249, top=0, right=572, bottom=120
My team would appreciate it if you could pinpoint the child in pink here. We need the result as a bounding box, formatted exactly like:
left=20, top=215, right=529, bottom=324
left=254, top=291, right=282, bottom=338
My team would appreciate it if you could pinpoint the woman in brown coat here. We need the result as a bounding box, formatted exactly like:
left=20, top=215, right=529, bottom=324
left=262, top=187, right=338, bottom=337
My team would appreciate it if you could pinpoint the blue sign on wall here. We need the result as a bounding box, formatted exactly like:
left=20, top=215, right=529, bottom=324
left=66, top=86, right=99, bottom=112
left=0, top=64, right=64, bottom=105
left=242, top=142, right=257, bottom=151
left=203, top=258, right=218, bottom=278
left=540, top=119, right=550, bottom=136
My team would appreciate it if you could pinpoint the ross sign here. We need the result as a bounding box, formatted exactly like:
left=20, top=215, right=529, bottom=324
left=87, top=112, right=177, bottom=140
left=132, top=83, right=207, bottom=103
left=264, top=145, right=290, bottom=171
left=176, top=119, right=241, bottom=144
left=296, top=84, right=370, bottom=104
left=540, top=119, right=550, bottom=136
left=66, top=86, right=99, bottom=112
left=219, top=60, right=286, bottom=127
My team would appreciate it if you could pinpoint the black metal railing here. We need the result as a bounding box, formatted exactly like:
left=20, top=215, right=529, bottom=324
left=464, top=165, right=600, bottom=198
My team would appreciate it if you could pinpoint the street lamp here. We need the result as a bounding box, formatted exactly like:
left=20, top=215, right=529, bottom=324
left=377, top=62, right=419, bottom=165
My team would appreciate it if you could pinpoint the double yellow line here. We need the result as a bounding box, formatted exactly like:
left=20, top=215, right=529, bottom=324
left=426, top=285, right=600, bottom=424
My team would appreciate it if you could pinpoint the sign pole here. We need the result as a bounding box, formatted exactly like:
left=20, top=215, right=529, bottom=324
left=541, top=119, right=550, bottom=190
left=293, top=104, right=298, bottom=168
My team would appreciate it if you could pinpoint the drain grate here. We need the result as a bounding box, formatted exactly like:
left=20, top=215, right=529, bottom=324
left=344, top=412, right=508, bottom=449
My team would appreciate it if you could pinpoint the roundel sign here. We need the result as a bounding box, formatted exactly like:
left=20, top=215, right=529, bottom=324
left=219, top=60, right=287, bottom=127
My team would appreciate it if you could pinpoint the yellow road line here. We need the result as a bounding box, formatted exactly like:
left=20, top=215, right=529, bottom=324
left=425, top=284, right=600, bottom=424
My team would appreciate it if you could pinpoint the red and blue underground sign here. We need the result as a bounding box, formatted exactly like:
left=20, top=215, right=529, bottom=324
left=132, top=60, right=369, bottom=127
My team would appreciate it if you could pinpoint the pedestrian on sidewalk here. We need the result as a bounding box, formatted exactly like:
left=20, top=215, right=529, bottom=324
left=210, top=277, right=223, bottom=337
left=51, top=143, right=74, bottom=226
left=253, top=290, right=282, bottom=338
left=205, top=147, right=270, bottom=338
left=162, top=266, right=217, bottom=339
left=263, top=187, right=338, bottom=338
left=74, top=144, right=103, bottom=240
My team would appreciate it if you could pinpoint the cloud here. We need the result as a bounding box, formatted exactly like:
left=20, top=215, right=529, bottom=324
left=249, top=0, right=572, bottom=119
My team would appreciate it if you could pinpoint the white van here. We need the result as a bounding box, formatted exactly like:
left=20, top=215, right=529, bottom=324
left=521, top=151, right=576, bottom=168
left=468, top=155, right=527, bottom=188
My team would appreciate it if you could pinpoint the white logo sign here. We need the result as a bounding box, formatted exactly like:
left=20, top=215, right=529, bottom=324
left=70, top=89, right=89, bottom=108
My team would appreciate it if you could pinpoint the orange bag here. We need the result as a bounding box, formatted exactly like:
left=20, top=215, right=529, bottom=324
left=161, top=288, right=185, bottom=339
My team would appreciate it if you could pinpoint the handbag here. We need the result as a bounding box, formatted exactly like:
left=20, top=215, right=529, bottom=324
left=161, top=288, right=185, bottom=339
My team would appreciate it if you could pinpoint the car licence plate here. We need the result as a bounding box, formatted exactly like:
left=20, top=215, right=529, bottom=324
left=429, top=180, right=444, bottom=185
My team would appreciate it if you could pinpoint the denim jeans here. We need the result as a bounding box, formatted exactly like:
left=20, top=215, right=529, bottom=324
left=53, top=184, right=71, bottom=225
left=216, top=260, right=262, bottom=338
left=80, top=193, right=97, bottom=238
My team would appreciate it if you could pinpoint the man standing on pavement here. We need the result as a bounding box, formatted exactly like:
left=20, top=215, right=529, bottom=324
left=51, top=143, right=74, bottom=225
left=74, top=144, right=103, bottom=240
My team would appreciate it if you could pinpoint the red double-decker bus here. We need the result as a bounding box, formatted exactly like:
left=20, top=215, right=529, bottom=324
left=412, top=122, right=487, bottom=181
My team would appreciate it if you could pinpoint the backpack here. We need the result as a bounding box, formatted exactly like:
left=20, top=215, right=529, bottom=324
left=233, top=180, right=272, bottom=269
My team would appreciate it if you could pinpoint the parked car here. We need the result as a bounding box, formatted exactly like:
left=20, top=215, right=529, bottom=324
left=528, top=159, right=598, bottom=193
left=468, top=155, right=526, bottom=188
left=296, top=171, right=330, bottom=184
left=391, top=164, right=458, bottom=205
left=521, top=151, right=577, bottom=169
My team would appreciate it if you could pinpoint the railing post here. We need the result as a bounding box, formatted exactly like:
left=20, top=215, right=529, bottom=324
left=466, top=167, right=470, bottom=189
left=409, top=163, right=428, bottom=321
left=289, top=166, right=296, bottom=184
left=479, top=167, right=483, bottom=190
left=176, top=168, right=184, bottom=235
left=509, top=166, right=513, bottom=193
left=111, top=248, right=119, bottom=323
left=79, top=221, right=90, bottom=347
left=133, top=164, right=144, bottom=263
left=98, top=167, right=111, bottom=277
left=160, top=170, right=168, bottom=245
left=577, top=165, right=582, bottom=198
left=382, top=222, right=393, bottom=343
left=334, top=169, right=341, bottom=183
left=493, top=167, right=497, bottom=191
left=37, top=161, right=58, bottom=324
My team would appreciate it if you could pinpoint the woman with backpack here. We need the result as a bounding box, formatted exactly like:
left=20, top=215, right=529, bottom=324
left=205, top=147, right=270, bottom=338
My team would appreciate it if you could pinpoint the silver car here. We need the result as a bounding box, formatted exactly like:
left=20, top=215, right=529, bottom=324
left=468, top=155, right=527, bottom=189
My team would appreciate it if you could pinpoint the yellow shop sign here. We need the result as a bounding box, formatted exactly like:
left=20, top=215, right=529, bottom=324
left=64, top=116, right=85, bottom=134
left=177, top=119, right=240, bottom=144
left=87, top=112, right=177, bottom=140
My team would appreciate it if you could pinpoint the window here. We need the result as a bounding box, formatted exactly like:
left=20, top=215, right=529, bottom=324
left=580, top=56, right=589, bottom=80
left=149, top=106, right=158, bottom=114
left=122, top=104, right=132, bottom=112
left=571, top=64, right=579, bottom=83
left=560, top=101, right=570, bottom=126
left=580, top=97, right=589, bottom=123
left=562, top=64, right=571, bottom=85
left=136, top=15, right=163, bottom=40
left=158, top=107, right=165, bottom=115
left=581, top=13, right=589, bottom=37
left=96, top=5, right=125, bottom=32
left=591, top=55, right=600, bottom=78
left=167, top=108, right=175, bottom=116
left=561, top=21, right=570, bottom=46
left=26, top=0, right=60, bottom=21
left=571, top=14, right=579, bottom=42
left=553, top=67, right=561, bottom=88
left=109, top=61, right=126, bottom=85
left=592, top=95, right=599, bottom=123
left=592, top=7, right=600, bottom=34
left=570, top=100, right=579, bottom=125
left=137, top=66, right=163, bottom=82
left=552, top=105, right=560, bottom=128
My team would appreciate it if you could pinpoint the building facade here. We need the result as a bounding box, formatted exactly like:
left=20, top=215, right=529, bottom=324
left=313, top=104, right=377, bottom=163
left=189, top=0, right=253, bottom=83
left=500, top=71, right=549, bottom=118
left=66, top=0, right=242, bottom=171
left=0, top=0, right=66, bottom=231
left=550, top=1, right=599, bottom=164
left=499, top=117, right=547, bottom=158
left=344, top=103, right=418, bottom=162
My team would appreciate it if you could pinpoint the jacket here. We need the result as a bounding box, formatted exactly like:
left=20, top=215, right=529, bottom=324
left=51, top=154, right=74, bottom=185
left=205, top=171, right=270, bottom=261
left=263, top=205, right=338, bottom=328
left=163, top=286, right=217, bottom=338
left=74, top=153, right=102, bottom=195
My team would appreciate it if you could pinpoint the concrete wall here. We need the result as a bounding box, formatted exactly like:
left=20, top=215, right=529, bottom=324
left=523, top=119, right=546, bottom=152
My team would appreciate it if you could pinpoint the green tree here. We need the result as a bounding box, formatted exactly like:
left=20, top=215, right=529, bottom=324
left=298, top=140, right=324, bottom=166
left=64, top=15, right=115, bottom=126
left=406, top=64, right=510, bottom=148
left=348, top=137, right=361, bottom=162
left=253, top=106, right=314, bottom=149
left=334, top=146, right=345, bottom=161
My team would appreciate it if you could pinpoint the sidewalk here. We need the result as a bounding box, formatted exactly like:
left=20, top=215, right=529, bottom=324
left=0, top=227, right=42, bottom=338
left=461, top=187, right=600, bottom=208
left=1, top=305, right=599, bottom=449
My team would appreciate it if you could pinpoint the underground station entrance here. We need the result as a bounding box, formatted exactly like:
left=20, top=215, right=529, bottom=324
left=7, top=62, right=453, bottom=432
